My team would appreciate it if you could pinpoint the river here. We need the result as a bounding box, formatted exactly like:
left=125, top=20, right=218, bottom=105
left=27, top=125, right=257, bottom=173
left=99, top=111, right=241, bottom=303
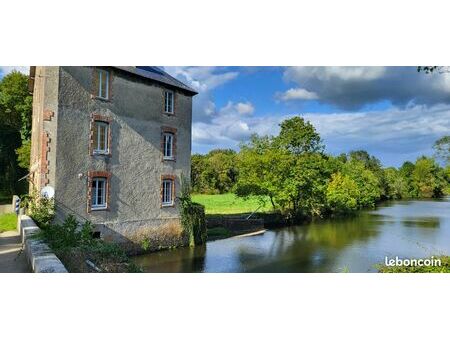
left=132, top=197, right=450, bottom=272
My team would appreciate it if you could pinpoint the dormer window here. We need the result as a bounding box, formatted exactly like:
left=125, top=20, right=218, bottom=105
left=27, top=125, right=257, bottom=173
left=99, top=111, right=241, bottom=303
left=97, top=69, right=109, bottom=99
left=164, top=90, right=174, bottom=114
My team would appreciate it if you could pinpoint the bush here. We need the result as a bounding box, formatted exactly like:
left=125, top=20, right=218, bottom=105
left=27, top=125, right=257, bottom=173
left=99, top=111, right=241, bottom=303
left=42, top=214, right=94, bottom=250
left=28, top=190, right=55, bottom=228
left=179, top=177, right=207, bottom=246
left=38, top=214, right=141, bottom=273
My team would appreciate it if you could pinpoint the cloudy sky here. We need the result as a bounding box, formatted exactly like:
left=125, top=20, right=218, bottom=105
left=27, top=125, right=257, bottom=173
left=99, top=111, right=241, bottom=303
left=2, top=66, right=449, bottom=167
left=164, top=66, right=450, bottom=167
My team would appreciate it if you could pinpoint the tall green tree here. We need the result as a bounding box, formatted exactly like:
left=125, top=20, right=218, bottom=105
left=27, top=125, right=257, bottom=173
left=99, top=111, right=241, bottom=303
left=236, top=117, right=330, bottom=218
left=412, top=157, right=446, bottom=198
left=0, top=71, right=32, bottom=195
left=326, top=172, right=360, bottom=214
left=191, top=149, right=238, bottom=193
left=275, top=116, right=324, bottom=155
left=0, top=71, right=32, bottom=141
left=342, top=159, right=381, bottom=208
left=384, top=167, right=408, bottom=199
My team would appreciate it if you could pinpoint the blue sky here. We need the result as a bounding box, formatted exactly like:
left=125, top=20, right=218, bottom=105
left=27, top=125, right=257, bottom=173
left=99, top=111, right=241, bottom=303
left=164, top=66, right=450, bottom=167
left=2, top=66, right=449, bottom=167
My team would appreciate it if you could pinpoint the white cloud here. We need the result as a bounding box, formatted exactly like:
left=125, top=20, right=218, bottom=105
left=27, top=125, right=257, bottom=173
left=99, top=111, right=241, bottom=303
left=286, top=66, right=386, bottom=82
left=192, top=100, right=256, bottom=147
left=235, top=102, right=255, bottom=115
left=163, top=66, right=239, bottom=122
left=0, top=66, right=29, bottom=77
left=220, top=101, right=255, bottom=115
left=282, top=66, right=450, bottom=109
left=277, top=88, right=319, bottom=101
left=192, top=103, right=450, bottom=167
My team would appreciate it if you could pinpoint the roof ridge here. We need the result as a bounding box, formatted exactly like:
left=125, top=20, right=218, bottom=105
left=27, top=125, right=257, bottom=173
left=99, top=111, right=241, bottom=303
left=113, top=66, right=198, bottom=96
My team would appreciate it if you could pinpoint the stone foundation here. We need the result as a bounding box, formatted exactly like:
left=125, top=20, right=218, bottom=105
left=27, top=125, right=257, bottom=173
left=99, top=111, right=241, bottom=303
left=97, top=217, right=188, bottom=254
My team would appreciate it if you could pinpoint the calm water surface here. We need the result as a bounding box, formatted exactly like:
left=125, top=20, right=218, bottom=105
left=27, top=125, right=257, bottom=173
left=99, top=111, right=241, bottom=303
left=132, top=198, right=450, bottom=272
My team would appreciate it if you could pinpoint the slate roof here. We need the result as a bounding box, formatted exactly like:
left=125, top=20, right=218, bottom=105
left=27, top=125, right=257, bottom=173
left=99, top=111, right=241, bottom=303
left=113, top=66, right=198, bottom=96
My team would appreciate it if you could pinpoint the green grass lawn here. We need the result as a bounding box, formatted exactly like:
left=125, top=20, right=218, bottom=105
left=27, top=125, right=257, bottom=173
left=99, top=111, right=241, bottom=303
left=0, top=213, right=17, bottom=233
left=192, top=193, right=272, bottom=215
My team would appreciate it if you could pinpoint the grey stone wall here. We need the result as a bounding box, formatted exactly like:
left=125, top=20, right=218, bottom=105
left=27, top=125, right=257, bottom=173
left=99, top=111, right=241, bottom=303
left=47, top=67, right=192, bottom=251
left=18, top=215, right=67, bottom=273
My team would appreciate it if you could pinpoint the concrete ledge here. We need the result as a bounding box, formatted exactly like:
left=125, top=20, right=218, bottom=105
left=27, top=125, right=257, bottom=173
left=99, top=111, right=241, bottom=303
left=18, top=215, right=68, bottom=273
left=206, top=216, right=264, bottom=234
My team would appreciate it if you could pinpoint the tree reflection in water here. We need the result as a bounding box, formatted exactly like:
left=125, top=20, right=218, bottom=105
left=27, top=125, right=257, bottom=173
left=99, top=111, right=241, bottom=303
left=132, top=198, right=450, bottom=272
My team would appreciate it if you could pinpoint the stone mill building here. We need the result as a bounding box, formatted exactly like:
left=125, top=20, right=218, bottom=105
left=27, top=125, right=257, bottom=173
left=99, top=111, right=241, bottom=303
left=28, top=66, right=197, bottom=252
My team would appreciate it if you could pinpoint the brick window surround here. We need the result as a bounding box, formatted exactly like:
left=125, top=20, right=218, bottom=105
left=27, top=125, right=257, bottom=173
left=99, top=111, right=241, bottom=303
left=162, top=89, right=176, bottom=115
left=43, top=109, right=54, bottom=121
left=89, top=113, right=112, bottom=156
left=161, top=126, right=177, bottom=161
left=91, top=67, right=113, bottom=101
left=87, top=171, right=111, bottom=213
left=160, top=174, right=176, bottom=207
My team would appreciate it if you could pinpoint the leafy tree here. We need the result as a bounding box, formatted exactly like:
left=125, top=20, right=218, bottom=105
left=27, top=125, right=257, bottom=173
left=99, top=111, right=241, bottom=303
left=384, top=167, right=408, bottom=199
left=342, top=159, right=381, bottom=208
left=0, top=71, right=32, bottom=141
left=412, top=157, right=446, bottom=198
left=191, top=154, right=205, bottom=192
left=433, top=135, right=450, bottom=165
left=15, top=139, right=31, bottom=169
left=236, top=118, right=330, bottom=218
left=194, top=115, right=448, bottom=219
left=275, top=116, right=323, bottom=155
left=0, top=71, right=32, bottom=195
left=236, top=135, right=290, bottom=209
left=399, top=161, right=415, bottom=197
left=191, top=149, right=238, bottom=193
left=349, top=150, right=388, bottom=198
left=326, top=173, right=360, bottom=214
left=417, top=66, right=450, bottom=74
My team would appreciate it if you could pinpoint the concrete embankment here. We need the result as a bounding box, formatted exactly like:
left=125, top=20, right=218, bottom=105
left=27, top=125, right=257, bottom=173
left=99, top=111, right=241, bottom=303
left=17, top=214, right=68, bottom=273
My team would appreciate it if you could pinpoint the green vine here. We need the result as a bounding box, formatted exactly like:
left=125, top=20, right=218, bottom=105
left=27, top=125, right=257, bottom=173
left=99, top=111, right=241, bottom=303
left=179, top=176, right=207, bottom=246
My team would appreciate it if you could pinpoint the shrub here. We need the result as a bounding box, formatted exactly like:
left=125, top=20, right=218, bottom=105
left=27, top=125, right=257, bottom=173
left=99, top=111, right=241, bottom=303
left=42, top=214, right=94, bottom=250
left=26, top=189, right=55, bottom=228
left=179, top=177, right=207, bottom=246
left=29, top=195, right=55, bottom=228
left=38, top=214, right=140, bottom=272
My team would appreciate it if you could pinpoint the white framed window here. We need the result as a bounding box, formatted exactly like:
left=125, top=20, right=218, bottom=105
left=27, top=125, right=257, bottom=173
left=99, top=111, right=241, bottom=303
left=162, top=179, right=174, bottom=206
left=163, top=133, right=174, bottom=159
left=93, top=121, right=109, bottom=154
left=92, top=177, right=107, bottom=210
left=164, top=90, right=174, bottom=113
left=98, top=70, right=109, bottom=99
